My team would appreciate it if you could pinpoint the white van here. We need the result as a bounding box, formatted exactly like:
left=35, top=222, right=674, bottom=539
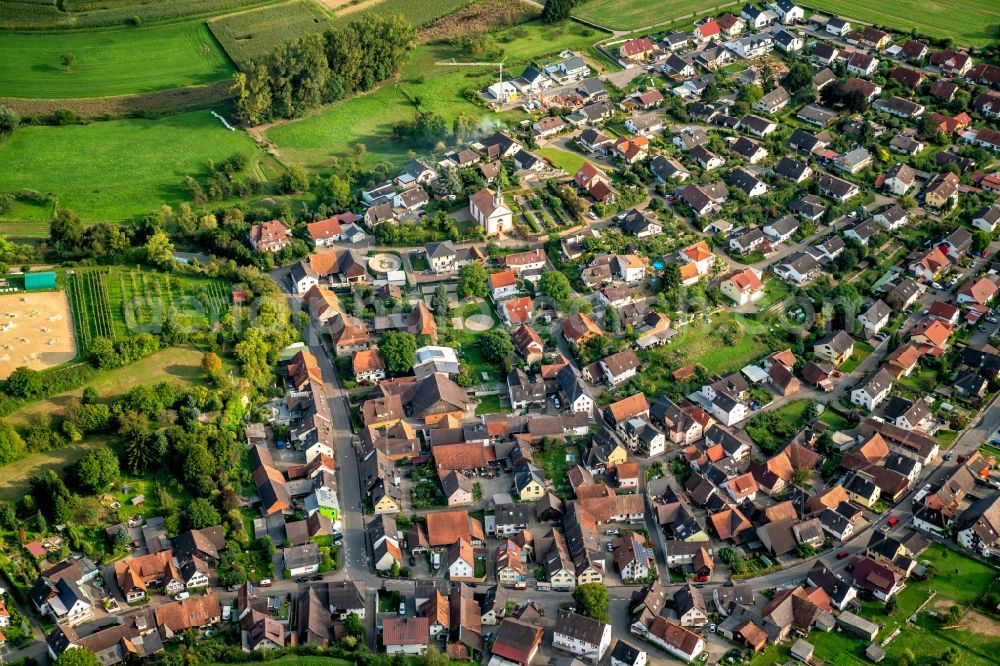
left=536, top=582, right=551, bottom=591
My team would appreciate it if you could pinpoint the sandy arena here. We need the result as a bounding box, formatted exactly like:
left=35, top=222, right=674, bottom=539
left=0, top=290, right=78, bottom=379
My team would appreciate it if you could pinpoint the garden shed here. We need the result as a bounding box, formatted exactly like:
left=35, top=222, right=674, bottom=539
left=24, top=271, right=56, bottom=291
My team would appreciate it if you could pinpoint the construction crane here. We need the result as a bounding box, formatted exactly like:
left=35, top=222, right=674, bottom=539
left=436, top=57, right=510, bottom=103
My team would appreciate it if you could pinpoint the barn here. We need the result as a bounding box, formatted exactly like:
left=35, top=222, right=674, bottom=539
left=24, top=271, right=56, bottom=291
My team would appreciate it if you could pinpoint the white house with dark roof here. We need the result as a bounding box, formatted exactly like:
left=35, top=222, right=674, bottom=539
left=553, top=610, right=612, bottom=662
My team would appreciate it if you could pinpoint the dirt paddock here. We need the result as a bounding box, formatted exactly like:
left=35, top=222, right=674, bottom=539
left=931, top=599, right=1000, bottom=638
left=0, top=290, right=77, bottom=379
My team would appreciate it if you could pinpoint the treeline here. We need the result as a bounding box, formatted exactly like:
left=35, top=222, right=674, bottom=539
left=233, top=13, right=417, bottom=124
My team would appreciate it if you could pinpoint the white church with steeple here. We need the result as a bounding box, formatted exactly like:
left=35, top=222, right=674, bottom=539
left=469, top=186, right=512, bottom=237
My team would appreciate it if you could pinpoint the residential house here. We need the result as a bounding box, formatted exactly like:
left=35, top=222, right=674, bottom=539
left=553, top=610, right=612, bottom=662
left=884, top=162, right=917, bottom=195
left=249, top=220, right=291, bottom=253
left=637, top=616, right=704, bottom=662
left=924, top=172, right=960, bottom=210
left=720, top=267, right=764, bottom=305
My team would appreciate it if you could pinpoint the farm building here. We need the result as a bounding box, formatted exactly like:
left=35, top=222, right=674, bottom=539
left=24, top=272, right=56, bottom=291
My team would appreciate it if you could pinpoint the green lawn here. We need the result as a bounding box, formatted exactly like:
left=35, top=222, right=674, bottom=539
left=573, top=0, right=730, bottom=30
left=537, top=147, right=587, bottom=174
left=475, top=393, right=510, bottom=416
left=267, top=20, right=603, bottom=170
left=917, top=544, right=997, bottom=606
left=658, top=313, right=767, bottom=374
left=899, top=366, right=940, bottom=395
left=757, top=277, right=791, bottom=309
left=0, top=21, right=233, bottom=99
left=0, top=110, right=262, bottom=221
left=839, top=339, right=874, bottom=374
left=818, top=407, right=852, bottom=432
left=538, top=443, right=580, bottom=499
left=805, top=0, right=1000, bottom=47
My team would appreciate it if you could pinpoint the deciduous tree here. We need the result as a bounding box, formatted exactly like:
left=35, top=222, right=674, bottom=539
left=457, top=263, right=489, bottom=298
left=381, top=330, right=418, bottom=373
left=572, top=582, right=609, bottom=622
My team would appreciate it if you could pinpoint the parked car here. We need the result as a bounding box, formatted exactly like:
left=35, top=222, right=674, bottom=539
left=310, top=574, right=323, bottom=581
left=409, top=556, right=416, bottom=566
left=175, top=592, right=190, bottom=601
left=836, top=550, right=849, bottom=559
left=887, top=516, right=899, bottom=527
left=978, top=325, right=988, bottom=333
left=513, top=581, right=527, bottom=590
left=931, top=281, right=943, bottom=289
left=296, top=576, right=309, bottom=583
left=709, top=624, right=717, bottom=633
left=606, top=542, right=614, bottom=552
left=399, top=601, right=406, bottom=615
left=258, top=579, right=272, bottom=587
left=944, top=452, right=954, bottom=461
left=604, top=529, right=619, bottom=536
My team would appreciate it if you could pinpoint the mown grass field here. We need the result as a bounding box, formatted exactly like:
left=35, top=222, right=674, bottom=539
left=267, top=20, right=604, bottom=169
left=4, top=346, right=205, bottom=431
left=0, top=110, right=261, bottom=220
left=0, top=21, right=234, bottom=99
left=806, top=0, right=1000, bottom=48
left=208, top=0, right=332, bottom=67
left=573, top=0, right=738, bottom=30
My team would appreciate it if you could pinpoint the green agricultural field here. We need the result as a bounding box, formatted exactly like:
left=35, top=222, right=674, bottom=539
left=806, top=0, right=1000, bottom=48
left=267, top=20, right=604, bottom=169
left=0, top=22, right=233, bottom=99
left=208, top=0, right=332, bottom=67
left=0, top=110, right=262, bottom=220
left=339, top=0, right=472, bottom=27
left=573, top=0, right=737, bottom=31
left=0, top=0, right=282, bottom=30
left=65, top=266, right=230, bottom=347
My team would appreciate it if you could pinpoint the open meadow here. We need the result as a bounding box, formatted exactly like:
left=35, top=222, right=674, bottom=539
left=0, top=290, right=76, bottom=379
left=4, top=345, right=205, bottom=430
left=0, top=110, right=263, bottom=221
left=573, top=0, right=739, bottom=31
left=0, top=21, right=234, bottom=99
left=266, top=20, right=606, bottom=170
left=806, top=0, right=1000, bottom=48
left=207, top=0, right=332, bottom=67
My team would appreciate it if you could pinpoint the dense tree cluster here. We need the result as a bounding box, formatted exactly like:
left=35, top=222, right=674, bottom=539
left=233, top=14, right=417, bottom=124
